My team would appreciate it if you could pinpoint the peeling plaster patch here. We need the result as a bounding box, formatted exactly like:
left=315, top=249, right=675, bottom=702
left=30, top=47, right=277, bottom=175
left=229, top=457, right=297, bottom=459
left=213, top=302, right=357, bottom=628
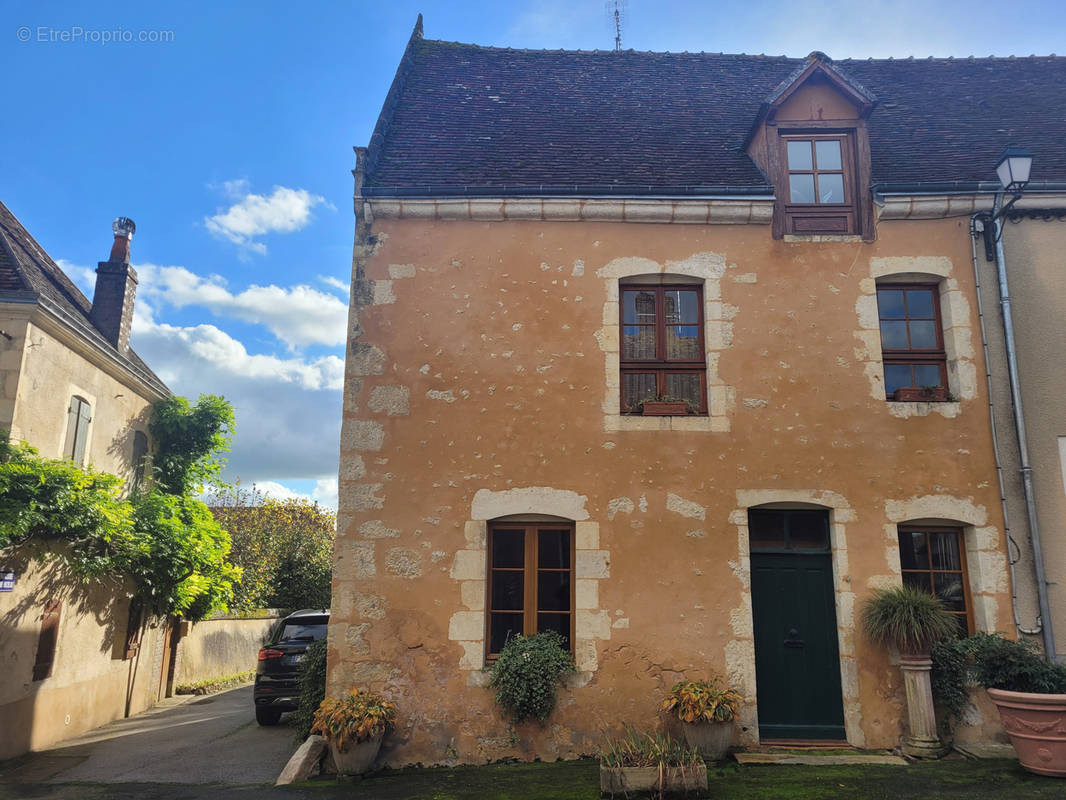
left=368, top=385, right=410, bottom=416
left=388, top=263, right=416, bottom=279
left=731, top=272, right=757, bottom=283
left=349, top=483, right=385, bottom=511
left=638, top=495, right=648, bottom=513
left=350, top=541, right=376, bottom=579
left=345, top=623, right=371, bottom=655
left=572, top=259, right=585, bottom=276
left=471, top=487, right=589, bottom=520
left=666, top=492, right=706, bottom=521
left=607, top=496, right=635, bottom=520
left=358, top=520, right=399, bottom=539
left=385, top=547, right=422, bottom=578
left=349, top=342, right=385, bottom=376
left=344, top=420, right=385, bottom=451
left=355, top=592, right=386, bottom=620
left=743, top=398, right=769, bottom=409
left=686, top=530, right=707, bottom=538
left=339, top=454, right=366, bottom=481
left=372, top=281, right=396, bottom=305
left=427, top=389, right=457, bottom=403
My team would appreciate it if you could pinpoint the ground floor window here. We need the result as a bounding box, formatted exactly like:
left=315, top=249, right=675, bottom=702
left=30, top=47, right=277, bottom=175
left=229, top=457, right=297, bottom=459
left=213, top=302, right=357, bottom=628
left=898, top=526, right=972, bottom=637
left=487, top=522, right=574, bottom=659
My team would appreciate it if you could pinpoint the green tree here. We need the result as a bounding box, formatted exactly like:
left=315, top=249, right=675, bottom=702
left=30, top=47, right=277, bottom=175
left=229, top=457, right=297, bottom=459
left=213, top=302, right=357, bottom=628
left=150, top=394, right=234, bottom=495
left=207, top=486, right=334, bottom=612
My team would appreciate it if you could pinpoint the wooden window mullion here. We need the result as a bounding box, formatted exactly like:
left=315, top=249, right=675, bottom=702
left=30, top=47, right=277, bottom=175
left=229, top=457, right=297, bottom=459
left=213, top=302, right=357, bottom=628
left=523, top=528, right=536, bottom=636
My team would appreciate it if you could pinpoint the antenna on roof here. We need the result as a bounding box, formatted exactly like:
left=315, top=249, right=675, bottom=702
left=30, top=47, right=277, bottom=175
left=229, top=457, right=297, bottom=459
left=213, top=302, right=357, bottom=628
left=606, top=0, right=627, bottom=51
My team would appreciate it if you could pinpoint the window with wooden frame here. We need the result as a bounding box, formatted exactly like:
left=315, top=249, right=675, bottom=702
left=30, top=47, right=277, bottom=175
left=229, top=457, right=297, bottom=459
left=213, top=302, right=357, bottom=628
left=33, top=600, right=62, bottom=681
left=877, top=285, right=948, bottom=401
left=781, top=132, right=859, bottom=235
left=898, top=526, right=973, bottom=638
left=486, top=522, right=574, bottom=660
left=63, top=396, right=92, bottom=464
left=123, top=598, right=144, bottom=659
left=620, top=284, right=706, bottom=414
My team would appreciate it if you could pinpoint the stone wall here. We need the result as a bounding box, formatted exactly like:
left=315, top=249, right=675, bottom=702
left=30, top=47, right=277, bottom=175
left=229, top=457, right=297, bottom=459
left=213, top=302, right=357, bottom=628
left=174, top=612, right=280, bottom=685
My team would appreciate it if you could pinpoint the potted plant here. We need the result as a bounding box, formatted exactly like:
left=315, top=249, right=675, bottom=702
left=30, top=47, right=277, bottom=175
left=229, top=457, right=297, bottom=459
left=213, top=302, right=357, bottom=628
left=964, top=632, right=1066, bottom=777
left=487, top=631, right=575, bottom=723
left=893, top=386, right=948, bottom=403
left=638, top=395, right=697, bottom=416
left=599, top=726, right=706, bottom=797
left=860, top=585, right=958, bottom=757
left=660, top=678, right=742, bottom=761
left=310, top=688, right=396, bottom=775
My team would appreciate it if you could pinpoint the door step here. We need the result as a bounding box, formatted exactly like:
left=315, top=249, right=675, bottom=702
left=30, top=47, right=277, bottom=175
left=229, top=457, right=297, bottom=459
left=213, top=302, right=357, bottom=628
left=735, top=749, right=907, bottom=766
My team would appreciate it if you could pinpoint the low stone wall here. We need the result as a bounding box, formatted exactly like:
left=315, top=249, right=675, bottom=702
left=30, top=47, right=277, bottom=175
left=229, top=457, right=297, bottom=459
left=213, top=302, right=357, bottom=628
left=174, top=611, right=281, bottom=685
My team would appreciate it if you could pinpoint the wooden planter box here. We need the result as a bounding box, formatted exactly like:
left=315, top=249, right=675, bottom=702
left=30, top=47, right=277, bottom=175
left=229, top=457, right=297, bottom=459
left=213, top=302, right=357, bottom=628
left=893, top=386, right=948, bottom=403
left=641, top=401, right=689, bottom=416
left=600, top=763, right=707, bottom=795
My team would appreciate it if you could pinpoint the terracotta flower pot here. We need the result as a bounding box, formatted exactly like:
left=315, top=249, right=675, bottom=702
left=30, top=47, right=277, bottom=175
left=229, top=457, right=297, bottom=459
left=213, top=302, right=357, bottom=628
left=681, top=720, right=734, bottom=761
left=987, top=688, right=1066, bottom=777
left=329, top=734, right=383, bottom=776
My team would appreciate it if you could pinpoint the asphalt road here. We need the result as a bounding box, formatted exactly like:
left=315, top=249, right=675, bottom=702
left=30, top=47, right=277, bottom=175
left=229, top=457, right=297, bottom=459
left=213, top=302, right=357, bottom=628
left=0, top=685, right=297, bottom=789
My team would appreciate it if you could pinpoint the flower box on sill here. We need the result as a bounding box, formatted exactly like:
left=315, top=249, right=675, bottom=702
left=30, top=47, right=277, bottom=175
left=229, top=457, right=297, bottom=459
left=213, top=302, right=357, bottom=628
left=641, top=400, right=690, bottom=416
left=893, top=386, right=948, bottom=403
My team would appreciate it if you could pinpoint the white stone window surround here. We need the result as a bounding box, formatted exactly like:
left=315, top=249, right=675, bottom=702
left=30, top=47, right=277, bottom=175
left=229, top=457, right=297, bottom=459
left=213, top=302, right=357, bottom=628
left=855, top=256, right=977, bottom=419
left=727, top=491, right=864, bottom=748
left=883, top=495, right=1007, bottom=634
left=595, top=253, right=737, bottom=433
left=447, top=488, right=613, bottom=687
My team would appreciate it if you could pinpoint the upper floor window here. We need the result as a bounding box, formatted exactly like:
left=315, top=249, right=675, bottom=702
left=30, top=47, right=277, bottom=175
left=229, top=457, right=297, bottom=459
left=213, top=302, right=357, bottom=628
left=132, top=431, right=149, bottom=488
left=877, top=285, right=947, bottom=401
left=63, top=396, right=92, bottom=464
left=898, top=526, right=972, bottom=637
left=620, top=284, right=706, bottom=415
left=781, top=132, right=858, bottom=235
left=487, top=522, right=573, bottom=660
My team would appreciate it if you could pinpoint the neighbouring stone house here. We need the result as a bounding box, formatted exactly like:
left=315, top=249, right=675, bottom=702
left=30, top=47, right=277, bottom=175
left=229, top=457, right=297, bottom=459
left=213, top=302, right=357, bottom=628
left=333, top=16, right=1066, bottom=764
left=0, top=202, right=173, bottom=759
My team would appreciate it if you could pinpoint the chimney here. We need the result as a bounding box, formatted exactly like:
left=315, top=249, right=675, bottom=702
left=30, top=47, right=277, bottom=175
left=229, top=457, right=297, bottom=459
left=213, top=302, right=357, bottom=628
left=91, top=217, right=139, bottom=352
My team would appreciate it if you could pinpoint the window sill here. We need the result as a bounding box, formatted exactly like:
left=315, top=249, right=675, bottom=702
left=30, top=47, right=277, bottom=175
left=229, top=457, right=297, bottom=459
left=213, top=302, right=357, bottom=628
left=605, top=415, right=730, bottom=432
left=886, top=400, right=961, bottom=420
left=783, top=234, right=864, bottom=243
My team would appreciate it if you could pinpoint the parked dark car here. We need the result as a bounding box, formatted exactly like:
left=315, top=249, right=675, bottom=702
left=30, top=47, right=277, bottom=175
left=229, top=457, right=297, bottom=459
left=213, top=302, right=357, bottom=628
left=254, top=608, right=329, bottom=725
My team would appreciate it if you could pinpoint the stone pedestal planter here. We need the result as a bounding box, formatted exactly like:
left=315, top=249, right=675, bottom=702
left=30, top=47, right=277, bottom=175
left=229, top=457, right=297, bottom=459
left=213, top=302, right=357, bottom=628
left=899, top=654, right=946, bottom=758
left=329, top=734, right=382, bottom=776
left=600, top=763, right=707, bottom=795
left=681, top=720, right=734, bottom=761
left=987, top=688, right=1066, bottom=777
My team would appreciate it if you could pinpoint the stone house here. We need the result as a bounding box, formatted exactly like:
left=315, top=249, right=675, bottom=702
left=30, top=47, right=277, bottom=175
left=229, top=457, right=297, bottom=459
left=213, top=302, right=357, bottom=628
left=333, top=17, right=1066, bottom=764
left=0, top=202, right=172, bottom=759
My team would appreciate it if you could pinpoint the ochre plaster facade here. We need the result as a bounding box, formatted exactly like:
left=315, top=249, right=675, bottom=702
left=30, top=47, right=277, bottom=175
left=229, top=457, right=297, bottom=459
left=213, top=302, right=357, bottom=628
left=333, top=211, right=1015, bottom=765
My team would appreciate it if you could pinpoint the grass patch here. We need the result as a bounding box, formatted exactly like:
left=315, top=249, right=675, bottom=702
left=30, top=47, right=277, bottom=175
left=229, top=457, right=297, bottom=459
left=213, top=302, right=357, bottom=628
left=174, top=670, right=254, bottom=695
left=288, top=757, right=1066, bottom=799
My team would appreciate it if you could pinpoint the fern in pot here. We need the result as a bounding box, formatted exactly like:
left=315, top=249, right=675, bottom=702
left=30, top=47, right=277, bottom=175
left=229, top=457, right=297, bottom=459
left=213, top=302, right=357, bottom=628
left=861, top=585, right=957, bottom=758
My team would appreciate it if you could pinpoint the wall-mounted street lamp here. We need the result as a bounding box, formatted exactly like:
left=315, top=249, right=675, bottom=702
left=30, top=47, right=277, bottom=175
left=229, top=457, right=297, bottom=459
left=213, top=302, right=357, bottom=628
left=995, top=147, right=1034, bottom=197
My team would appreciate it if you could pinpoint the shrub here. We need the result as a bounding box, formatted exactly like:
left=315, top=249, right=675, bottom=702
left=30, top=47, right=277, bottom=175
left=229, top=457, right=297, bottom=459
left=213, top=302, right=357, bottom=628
left=930, top=637, right=970, bottom=723
left=965, top=632, right=1066, bottom=694
left=488, top=631, right=575, bottom=723
left=294, top=638, right=328, bottom=740
left=311, top=688, right=396, bottom=752
left=661, top=678, right=743, bottom=724
left=860, top=584, right=958, bottom=653
left=599, top=726, right=703, bottom=768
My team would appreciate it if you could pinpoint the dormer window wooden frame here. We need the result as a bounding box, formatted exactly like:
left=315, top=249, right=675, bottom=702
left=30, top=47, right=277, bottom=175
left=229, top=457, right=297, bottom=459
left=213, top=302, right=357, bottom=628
left=776, top=127, right=863, bottom=236
left=745, top=56, right=877, bottom=241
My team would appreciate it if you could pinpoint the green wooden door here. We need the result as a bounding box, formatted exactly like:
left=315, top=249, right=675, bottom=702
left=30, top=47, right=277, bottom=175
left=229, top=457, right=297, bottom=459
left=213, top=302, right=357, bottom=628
left=750, top=510, right=846, bottom=740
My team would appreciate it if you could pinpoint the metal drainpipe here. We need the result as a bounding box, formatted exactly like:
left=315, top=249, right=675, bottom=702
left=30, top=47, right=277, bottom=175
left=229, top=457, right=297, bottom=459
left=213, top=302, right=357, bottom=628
left=988, top=193, right=1057, bottom=660
left=969, top=214, right=1040, bottom=636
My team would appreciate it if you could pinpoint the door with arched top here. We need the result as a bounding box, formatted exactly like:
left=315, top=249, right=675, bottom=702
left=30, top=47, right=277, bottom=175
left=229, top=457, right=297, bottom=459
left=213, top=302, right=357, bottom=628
left=749, top=508, right=846, bottom=741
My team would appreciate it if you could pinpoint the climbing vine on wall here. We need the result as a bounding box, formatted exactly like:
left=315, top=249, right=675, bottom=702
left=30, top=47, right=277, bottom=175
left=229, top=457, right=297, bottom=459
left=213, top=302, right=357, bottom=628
left=0, top=394, right=240, bottom=620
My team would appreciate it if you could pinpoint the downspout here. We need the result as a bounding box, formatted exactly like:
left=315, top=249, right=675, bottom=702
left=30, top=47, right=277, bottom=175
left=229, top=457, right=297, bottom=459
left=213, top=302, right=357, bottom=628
left=985, top=194, right=1057, bottom=659
left=969, top=213, right=1040, bottom=636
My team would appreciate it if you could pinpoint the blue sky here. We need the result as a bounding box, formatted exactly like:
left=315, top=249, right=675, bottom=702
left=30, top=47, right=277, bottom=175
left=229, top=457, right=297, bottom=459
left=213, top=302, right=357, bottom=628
left=3, top=0, right=1063, bottom=507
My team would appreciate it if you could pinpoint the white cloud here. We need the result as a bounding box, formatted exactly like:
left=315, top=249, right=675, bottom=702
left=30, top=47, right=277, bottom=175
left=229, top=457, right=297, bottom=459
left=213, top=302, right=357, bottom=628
left=205, top=185, right=327, bottom=254
left=56, top=258, right=97, bottom=297
left=137, top=263, right=348, bottom=348
left=318, top=275, right=349, bottom=293
left=130, top=313, right=343, bottom=482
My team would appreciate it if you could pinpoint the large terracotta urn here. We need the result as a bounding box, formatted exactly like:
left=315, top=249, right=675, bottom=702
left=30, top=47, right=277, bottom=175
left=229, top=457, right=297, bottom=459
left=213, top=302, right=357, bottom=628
left=987, top=688, right=1066, bottom=777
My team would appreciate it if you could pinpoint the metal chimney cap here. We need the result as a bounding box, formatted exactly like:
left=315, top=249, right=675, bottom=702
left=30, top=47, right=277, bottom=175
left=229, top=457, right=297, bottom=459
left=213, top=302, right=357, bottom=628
left=112, top=217, right=136, bottom=238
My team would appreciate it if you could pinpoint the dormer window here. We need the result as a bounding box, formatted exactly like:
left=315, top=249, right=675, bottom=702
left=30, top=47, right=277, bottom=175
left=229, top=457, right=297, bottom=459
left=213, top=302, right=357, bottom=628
left=782, top=132, right=858, bottom=235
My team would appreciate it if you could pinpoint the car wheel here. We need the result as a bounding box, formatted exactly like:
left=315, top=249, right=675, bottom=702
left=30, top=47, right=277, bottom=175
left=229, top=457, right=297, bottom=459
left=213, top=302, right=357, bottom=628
left=256, top=707, right=282, bottom=726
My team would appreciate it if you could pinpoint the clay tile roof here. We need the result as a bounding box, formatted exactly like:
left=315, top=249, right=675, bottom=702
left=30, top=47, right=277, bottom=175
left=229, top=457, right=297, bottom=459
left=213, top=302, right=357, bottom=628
left=0, top=200, right=168, bottom=396
left=363, top=33, right=1066, bottom=195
